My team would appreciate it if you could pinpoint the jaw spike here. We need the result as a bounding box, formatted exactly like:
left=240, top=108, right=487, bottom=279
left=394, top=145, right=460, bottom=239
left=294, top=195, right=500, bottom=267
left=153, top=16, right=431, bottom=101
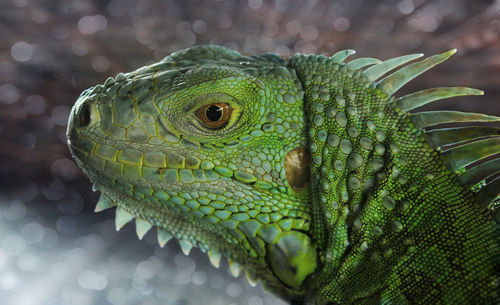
left=245, top=270, right=258, bottom=287
left=330, top=49, right=356, bottom=63
left=135, top=219, right=152, bottom=240
left=157, top=229, right=173, bottom=247
left=345, top=57, right=381, bottom=71
left=179, top=240, right=193, bottom=256
left=115, top=207, right=134, bottom=231
left=378, top=49, right=456, bottom=96
left=228, top=259, right=242, bottom=277
left=363, top=53, right=423, bottom=82
left=95, top=194, right=114, bottom=212
left=208, top=250, right=221, bottom=268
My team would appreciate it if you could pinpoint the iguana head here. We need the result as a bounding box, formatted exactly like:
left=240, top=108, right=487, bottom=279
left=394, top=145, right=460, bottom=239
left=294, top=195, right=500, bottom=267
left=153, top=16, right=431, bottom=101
left=67, top=45, right=318, bottom=299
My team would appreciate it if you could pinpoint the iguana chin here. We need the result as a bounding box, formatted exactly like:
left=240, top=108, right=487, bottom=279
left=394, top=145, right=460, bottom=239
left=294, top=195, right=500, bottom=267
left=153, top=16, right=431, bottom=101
left=67, top=45, right=499, bottom=304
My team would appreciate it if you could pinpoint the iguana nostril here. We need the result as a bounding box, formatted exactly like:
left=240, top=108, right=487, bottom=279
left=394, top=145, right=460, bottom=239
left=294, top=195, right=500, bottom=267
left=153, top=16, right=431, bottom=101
left=77, top=102, right=91, bottom=127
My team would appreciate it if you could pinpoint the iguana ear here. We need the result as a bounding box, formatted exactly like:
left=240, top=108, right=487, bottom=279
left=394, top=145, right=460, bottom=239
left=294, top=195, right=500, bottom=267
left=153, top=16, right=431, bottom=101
left=345, top=49, right=500, bottom=215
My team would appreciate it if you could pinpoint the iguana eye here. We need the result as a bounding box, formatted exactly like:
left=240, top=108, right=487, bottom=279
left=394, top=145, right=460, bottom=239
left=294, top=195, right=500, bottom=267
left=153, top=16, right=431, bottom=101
left=195, top=103, right=232, bottom=129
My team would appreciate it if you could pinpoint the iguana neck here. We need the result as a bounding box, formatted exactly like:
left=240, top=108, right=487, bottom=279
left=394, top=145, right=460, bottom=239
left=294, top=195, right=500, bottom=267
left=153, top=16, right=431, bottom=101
left=289, top=53, right=488, bottom=303
left=289, top=54, right=389, bottom=301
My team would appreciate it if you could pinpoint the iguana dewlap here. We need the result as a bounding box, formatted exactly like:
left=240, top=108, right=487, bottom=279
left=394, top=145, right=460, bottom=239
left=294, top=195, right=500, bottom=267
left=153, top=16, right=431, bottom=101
left=67, top=45, right=499, bottom=304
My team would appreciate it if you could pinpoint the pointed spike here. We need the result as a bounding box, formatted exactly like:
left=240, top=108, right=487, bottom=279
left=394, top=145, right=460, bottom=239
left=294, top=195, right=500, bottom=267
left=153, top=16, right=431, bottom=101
left=330, top=49, right=356, bottom=63
left=228, top=258, right=242, bottom=277
left=115, top=73, right=126, bottom=82
left=245, top=270, right=258, bottom=287
left=135, top=219, right=152, bottom=240
left=458, top=158, right=500, bottom=188
left=179, top=240, right=193, bottom=256
left=379, top=50, right=456, bottom=95
left=440, top=138, right=500, bottom=170
left=104, top=76, right=114, bottom=87
left=397, top=87, right=483, bottom=112
left=208, top=250, right=221, bottom=268
left=476, top=177, right=500, bottom=209
left=157, top=229, right=173, bottom=247
left=425, top=126, right=500, bottom=148
left=115, top=208, right=134, bottom=231
left=411, top=111, right=500, bottom=128
left=94, top=84, right=104, bottom=93
left=95, top=194, right=114, bottom=212
left=364, top=53, right=424, bottom=82
left=346, top=57, right=381, bottom=71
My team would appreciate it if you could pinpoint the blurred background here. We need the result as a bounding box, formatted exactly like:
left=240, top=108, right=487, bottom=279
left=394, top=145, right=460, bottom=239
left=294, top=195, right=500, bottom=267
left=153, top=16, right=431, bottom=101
left=0, top=0, right=499, bottom=304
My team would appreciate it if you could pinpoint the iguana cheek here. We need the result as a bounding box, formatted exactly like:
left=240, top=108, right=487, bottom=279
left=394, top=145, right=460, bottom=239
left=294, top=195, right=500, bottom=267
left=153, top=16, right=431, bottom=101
left=267, top=231, right=318, bottom=289
left=285, top=147, right=311, bottom=191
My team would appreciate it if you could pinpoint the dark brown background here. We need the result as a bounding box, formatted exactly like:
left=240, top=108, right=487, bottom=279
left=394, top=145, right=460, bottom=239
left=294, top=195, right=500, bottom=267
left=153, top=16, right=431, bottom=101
left=2, top=0, right=500, bottom=190
left=0, top=1, right=498, bottom=304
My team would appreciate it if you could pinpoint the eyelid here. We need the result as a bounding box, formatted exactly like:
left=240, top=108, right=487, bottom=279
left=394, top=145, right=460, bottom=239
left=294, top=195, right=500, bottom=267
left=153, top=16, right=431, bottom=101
left=185, top=92, right=237, bottom=112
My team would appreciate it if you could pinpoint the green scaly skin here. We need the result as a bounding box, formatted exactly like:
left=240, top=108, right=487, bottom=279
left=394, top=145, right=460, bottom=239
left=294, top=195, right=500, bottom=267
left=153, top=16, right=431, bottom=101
left=67, top=45, right=499, bottom=304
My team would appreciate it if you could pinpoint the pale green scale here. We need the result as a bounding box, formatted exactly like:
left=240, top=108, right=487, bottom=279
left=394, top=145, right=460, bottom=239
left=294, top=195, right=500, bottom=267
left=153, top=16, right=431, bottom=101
left=327, top=134, right=340, bottom=147
left=317, top=130, right=327, bottom=142
left=391, top=220, right=403, bottom=232
left=96, top=144, right=118, bottom=161
left=313, top=114, right=324, bottom=126
left=359, top=136, right=373, bottom=150
left=371, top=158, right=384, bottom=170
left=346, top=107, right=357, bottom=117
left=335, top=112, right=348, bottom=127
left=376, top=130, right=386, bottom=142
left=325, top=106, right=337, bottom=118
left=109, top=125, right=126, bottom=139
left=334, top=160, right=344, bottom=171
left=335, top=95, right=346, bottom=107
left=382, top=195, right=396, bottom=210
left=310, top=142, right=318, bottom=153
left=347, top=126, right=360, bottom=138
left=375, top=144, right=386, bottom=155
left=339, top=139, right=352, bottom=154
left=341, top=191, right=349, bottom=201
left=347, top=153, right=363, bottom=169
left=366, top=120, right=376, bottom=131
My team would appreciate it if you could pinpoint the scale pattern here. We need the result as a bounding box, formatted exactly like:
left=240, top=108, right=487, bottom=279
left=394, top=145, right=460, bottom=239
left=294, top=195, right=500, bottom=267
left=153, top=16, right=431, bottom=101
left=67, top=45, right=499, bottom=305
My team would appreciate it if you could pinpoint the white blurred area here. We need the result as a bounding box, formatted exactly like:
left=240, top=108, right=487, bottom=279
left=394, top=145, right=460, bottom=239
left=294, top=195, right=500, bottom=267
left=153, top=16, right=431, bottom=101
left=0, top=197, right=287, bottom=305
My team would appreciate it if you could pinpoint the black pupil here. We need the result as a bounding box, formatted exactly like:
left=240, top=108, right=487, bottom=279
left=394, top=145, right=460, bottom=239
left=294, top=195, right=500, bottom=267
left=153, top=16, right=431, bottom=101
left=79, top=103, right=91, bottom=127
left=205, top=105, right=222, bottom=122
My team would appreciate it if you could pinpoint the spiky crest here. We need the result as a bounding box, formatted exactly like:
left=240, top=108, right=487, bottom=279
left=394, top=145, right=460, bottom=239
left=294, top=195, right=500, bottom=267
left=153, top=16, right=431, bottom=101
left=338, top=49, right=500, bottom=216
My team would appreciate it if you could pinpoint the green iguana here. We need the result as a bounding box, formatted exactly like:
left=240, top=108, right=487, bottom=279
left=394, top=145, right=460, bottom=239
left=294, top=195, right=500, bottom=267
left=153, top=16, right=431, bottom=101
left=67, top=45, right=499, bottom=304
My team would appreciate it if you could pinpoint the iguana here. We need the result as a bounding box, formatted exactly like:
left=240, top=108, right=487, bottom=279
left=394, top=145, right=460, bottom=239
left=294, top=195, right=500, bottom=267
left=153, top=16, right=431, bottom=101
left=66, top=45, right=499, bottom=304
